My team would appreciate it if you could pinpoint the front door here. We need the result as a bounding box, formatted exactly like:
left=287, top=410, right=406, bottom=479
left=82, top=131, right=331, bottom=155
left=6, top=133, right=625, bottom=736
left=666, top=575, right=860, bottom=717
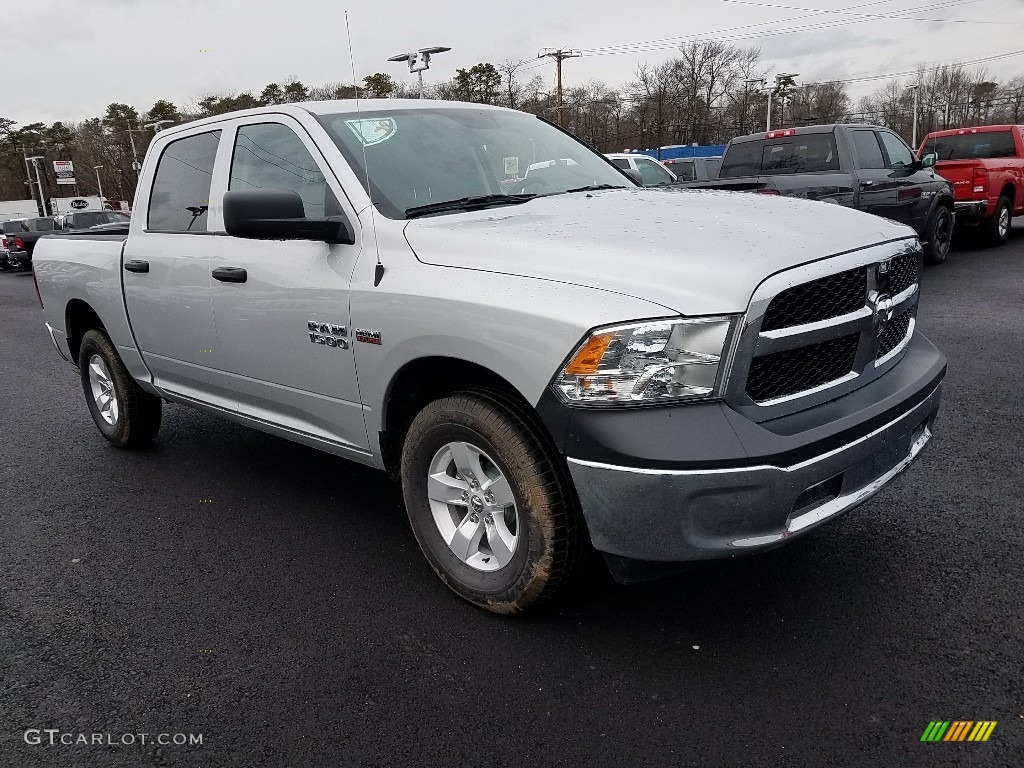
left=207, top=117, right=368, bottom=454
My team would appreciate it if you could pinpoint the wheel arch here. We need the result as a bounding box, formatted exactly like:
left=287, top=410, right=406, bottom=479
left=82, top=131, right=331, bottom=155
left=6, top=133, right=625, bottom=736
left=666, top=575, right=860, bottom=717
left=65, top=299, right=106, bottom=365
left=379, top=356, right=535, bottom=478
left=998, top=183, right=1015, bottom=207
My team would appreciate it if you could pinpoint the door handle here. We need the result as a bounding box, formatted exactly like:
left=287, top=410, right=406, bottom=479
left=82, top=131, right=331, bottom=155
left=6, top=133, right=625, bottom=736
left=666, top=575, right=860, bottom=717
left=124, top=259, right=149, bottom=273
left=859, top=180, right=874, bottom=188
left=212, top=267, right=247, bottom=283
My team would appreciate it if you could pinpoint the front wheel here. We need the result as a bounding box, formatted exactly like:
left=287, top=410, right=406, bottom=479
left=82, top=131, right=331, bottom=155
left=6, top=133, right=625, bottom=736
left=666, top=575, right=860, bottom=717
left=400, top=390, right=587, bottom=613
left=922, top=205, right=953, bottom=265
left=79, top=329, right=162, bottom=448
left=981, top=196, right=1012, bottom=246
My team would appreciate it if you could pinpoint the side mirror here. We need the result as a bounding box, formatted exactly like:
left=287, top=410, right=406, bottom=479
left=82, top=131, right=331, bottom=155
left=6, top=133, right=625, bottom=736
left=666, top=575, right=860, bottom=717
left=623, top=168, right=643, bottom=186
left=920, top=152, right=937, bottom=168
left=223, top=189, right=355, bottom=245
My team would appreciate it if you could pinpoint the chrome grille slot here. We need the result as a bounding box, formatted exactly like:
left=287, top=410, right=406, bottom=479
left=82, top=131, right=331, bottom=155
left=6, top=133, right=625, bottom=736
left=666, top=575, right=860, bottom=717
left=886, top=253, right=919, bottom=296
left=746, top=333, right=860, bottom=402
left=760, top=267, right=867, bottom=332
left=877, top=309, right=913, bottom=359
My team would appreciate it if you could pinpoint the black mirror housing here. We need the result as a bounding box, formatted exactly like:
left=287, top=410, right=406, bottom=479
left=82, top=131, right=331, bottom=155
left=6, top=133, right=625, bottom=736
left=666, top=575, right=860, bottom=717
left=223, top=189, right=355, bottom=245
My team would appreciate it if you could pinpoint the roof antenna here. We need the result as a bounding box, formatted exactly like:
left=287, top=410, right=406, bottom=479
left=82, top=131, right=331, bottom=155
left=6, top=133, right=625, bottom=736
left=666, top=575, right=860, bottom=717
left=346, top=10, right=385, bottom=287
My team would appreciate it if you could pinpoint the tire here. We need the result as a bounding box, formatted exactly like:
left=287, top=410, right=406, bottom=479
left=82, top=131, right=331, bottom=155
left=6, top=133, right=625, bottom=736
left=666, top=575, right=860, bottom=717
left=981, top=196, right=1012, bottom=246
left=78, top=329, right=162, bottom=448
left=0, top=260, right=10, bottom=271
left=922, top=204, right=953, bottom=265
left=400, top=389, right=587, bottom=614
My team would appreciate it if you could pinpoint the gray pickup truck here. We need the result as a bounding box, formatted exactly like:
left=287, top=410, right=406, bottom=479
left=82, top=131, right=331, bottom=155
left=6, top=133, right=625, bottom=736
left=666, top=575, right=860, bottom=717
left=686, top=124, right=955, bottom=264
left=32, top=100, right=946, bottom=613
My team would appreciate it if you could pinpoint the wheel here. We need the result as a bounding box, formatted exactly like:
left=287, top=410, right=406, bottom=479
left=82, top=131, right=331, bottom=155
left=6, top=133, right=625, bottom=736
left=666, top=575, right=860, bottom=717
left=922, top=205, right=953, bottom=265
left=0, top=260, right=11, bottom=271
left=981, top=196, right=1011, bottom=246
left=400, top=390, right=587, bottom=614
left=78, top=329, right=162, bottom=448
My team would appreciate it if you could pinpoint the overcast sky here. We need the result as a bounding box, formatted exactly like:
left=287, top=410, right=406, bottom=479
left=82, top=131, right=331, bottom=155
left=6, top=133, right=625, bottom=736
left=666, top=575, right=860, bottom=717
left=7, top=0, right=1024, bottom=126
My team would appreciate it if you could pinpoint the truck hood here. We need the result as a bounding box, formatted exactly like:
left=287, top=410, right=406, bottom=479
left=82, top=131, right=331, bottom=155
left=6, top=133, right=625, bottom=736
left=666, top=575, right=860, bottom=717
left=403, top=188, right=915, bottom=315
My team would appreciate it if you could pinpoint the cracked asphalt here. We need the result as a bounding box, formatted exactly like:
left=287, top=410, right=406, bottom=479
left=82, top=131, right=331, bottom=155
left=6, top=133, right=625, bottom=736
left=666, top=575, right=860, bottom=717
left=1, top=228, right=1021, bottom=767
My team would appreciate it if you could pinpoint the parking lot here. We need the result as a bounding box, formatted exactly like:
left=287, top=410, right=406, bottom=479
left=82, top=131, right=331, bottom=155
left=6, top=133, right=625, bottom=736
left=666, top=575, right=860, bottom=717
left=1, top=230, right=1021, bottom=767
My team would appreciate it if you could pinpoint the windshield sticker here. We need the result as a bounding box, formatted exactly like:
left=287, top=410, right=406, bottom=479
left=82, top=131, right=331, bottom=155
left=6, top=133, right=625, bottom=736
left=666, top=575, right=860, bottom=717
left=503, top=156, right=520, bottom=176
left=345, top=118, right=398, bottom=147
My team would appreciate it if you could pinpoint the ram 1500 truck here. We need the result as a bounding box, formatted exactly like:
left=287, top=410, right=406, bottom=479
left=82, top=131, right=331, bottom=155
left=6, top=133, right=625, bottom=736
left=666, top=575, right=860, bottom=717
left=684, top=124, right=955, bottom=264
left=32, top=101, right=946, bottom=613
left=918, top=124, right=1024, bottom=245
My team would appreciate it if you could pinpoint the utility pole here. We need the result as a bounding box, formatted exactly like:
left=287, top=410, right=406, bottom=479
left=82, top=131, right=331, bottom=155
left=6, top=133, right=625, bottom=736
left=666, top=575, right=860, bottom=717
left=94, top=165, right=104, bottom=202
left=906, top=83, right=920, bottom=149
left=538, top=48, right=581, bottom=127
left=26, top=156, right=47, bottom=216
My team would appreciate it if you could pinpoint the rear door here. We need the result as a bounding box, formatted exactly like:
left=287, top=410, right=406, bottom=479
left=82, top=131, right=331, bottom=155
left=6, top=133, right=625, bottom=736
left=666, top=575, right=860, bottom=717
left=207, top=116, right=368, bottom=453
left=123, top=128, right=238, bottom=409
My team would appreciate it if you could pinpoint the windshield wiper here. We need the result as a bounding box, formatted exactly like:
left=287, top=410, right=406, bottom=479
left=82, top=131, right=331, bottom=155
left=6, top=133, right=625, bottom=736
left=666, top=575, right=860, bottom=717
left=546, top=184, right=630, bottom=196
left=405, top=194, right=536, bottom=219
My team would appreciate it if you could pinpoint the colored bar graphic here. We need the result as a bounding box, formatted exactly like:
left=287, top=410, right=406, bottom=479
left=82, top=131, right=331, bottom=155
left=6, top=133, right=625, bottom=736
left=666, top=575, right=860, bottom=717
left=921, top=720, right=996, bottom=742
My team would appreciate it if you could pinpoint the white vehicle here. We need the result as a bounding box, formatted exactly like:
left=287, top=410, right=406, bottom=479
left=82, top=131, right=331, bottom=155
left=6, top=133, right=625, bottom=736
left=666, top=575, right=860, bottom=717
left=605, top=153, right=677, bottom=186
left=33, top=100, right=945, bottom=613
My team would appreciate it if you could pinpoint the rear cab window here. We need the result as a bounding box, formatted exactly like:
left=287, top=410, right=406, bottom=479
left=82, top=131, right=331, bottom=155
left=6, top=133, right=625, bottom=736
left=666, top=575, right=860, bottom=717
left=147, top=130, right=221, bottom=232
left=925, top=131, right=1018, bottom=160
left=720, top=132, right=840, bottom=178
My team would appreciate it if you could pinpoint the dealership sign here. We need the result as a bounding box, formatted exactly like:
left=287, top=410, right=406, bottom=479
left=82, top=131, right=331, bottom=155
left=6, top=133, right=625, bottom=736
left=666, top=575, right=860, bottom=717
left=53, top=160, right=76, bottom=185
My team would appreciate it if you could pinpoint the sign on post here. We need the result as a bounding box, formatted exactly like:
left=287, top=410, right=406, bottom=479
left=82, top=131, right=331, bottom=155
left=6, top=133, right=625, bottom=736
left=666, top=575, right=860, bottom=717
left=53, top=160, right=76, bottom=185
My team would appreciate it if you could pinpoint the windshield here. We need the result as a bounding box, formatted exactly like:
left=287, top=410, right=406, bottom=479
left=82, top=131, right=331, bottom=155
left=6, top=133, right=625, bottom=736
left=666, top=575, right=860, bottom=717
left=316, top=107, right=632, bottom=219
left=925, top=131, right=1017, bottom=160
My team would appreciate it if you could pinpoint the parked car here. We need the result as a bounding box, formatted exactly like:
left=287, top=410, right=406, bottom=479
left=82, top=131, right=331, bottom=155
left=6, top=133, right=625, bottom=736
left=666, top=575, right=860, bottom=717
left=33, top=100, right=945, bottom=613
left=663, top=156, right=722, bottom=182
left=605, top=153, right=677, bottom=186
left=685, top=125, right=955, bottom=264
left=0, top=217, right=57, bottom=267
left=918, top=124, right=1024, bottom=245
left=54, top=210, right=132, bottom=231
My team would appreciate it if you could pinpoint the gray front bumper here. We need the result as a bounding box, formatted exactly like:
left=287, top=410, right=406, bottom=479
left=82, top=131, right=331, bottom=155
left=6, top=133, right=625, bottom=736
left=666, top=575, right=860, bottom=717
left=567, top=382, right=941, bottom=563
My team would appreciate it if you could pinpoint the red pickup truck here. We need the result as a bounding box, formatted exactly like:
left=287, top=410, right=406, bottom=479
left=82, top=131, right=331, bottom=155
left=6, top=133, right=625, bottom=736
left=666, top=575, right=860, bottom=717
left=918, top=124, right=1024, bottom=245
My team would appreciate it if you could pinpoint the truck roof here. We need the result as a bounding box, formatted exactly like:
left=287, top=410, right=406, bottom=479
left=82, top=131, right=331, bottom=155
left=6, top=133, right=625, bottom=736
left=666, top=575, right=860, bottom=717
left=921, top=124, right=1024, bottom=139
left=730, top=124, right=881, bottom=143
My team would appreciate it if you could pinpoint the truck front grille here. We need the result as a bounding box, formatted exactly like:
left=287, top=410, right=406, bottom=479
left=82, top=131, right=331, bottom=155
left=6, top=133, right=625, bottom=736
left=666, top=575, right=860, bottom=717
left=734, top=247, right=924, bottom=411
left=760, top=267, right=866, bottom=331
left=746, top=333, right=860, bottom=402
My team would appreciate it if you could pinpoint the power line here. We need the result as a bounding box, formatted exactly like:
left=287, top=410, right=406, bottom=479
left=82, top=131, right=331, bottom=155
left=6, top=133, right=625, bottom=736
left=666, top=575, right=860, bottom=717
left=720, top=0, right=1006, bottom=25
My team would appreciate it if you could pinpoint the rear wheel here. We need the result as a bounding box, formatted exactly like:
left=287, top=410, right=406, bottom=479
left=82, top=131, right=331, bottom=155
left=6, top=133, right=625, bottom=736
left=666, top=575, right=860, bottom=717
left=923, top=205, right=953, bottom=265
left=79, top=329, right=162, bottom=448
left=981, top=196, right=1011, bottom=246
left=400, top=390, right=587, bottom=614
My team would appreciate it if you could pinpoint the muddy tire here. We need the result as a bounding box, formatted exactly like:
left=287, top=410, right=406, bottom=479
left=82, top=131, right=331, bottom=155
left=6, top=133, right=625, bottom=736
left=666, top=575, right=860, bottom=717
left=400, top=390, right=587, bottom=614
left=79, top=329, right=162, bottom=448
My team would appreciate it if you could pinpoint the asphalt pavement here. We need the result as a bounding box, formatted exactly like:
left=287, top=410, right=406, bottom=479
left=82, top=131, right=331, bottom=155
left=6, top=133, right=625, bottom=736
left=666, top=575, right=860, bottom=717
left=1, top=229, right=1022, bottom=768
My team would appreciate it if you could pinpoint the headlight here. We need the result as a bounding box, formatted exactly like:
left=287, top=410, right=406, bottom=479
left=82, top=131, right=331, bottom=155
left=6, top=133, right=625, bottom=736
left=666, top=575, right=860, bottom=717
left=553, top=317, right=735, bottom=405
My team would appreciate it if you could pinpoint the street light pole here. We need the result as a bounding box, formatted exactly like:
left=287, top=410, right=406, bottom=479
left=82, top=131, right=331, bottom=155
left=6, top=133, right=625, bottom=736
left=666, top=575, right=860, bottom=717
left=906, top=83, right=921, bottom=149
left=388, top=46, right=451, bottom=99
left=94, top=165, right=104, bottom=202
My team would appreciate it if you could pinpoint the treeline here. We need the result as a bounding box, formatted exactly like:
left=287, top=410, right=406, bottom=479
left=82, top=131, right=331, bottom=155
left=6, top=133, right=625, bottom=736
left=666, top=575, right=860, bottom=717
left=4, top=40, right=1024, bottom=207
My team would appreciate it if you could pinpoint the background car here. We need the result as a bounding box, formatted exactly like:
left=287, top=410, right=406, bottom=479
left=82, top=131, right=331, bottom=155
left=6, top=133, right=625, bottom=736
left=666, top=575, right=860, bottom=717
left=604, top=153, right=677, bottom=186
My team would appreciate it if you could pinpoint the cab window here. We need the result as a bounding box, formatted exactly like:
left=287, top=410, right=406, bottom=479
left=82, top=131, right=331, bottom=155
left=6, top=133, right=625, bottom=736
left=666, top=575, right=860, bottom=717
left=148, top=130, right=221, bottom=232
left=634, top=157, right=674, bottom=186
left=878, top=132, right=915, bottom=169
left=230, top=123, right=336, bottom=218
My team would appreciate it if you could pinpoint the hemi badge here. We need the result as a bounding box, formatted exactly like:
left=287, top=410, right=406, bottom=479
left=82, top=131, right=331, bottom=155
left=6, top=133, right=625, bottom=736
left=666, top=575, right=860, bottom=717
left=355, top=328, right=382, bottom=345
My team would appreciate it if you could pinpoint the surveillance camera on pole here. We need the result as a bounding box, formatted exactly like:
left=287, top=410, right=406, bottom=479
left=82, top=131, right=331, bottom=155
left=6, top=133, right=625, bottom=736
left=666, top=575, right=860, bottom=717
left=145, top=120, right=175, bottom=133
left=388, top=45, right=451, bottom=99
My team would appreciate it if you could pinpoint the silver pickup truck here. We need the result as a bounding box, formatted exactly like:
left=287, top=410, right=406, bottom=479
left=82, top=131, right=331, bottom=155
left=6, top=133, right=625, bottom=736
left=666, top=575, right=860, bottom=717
left=33, top=100, right=946, bottom=613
